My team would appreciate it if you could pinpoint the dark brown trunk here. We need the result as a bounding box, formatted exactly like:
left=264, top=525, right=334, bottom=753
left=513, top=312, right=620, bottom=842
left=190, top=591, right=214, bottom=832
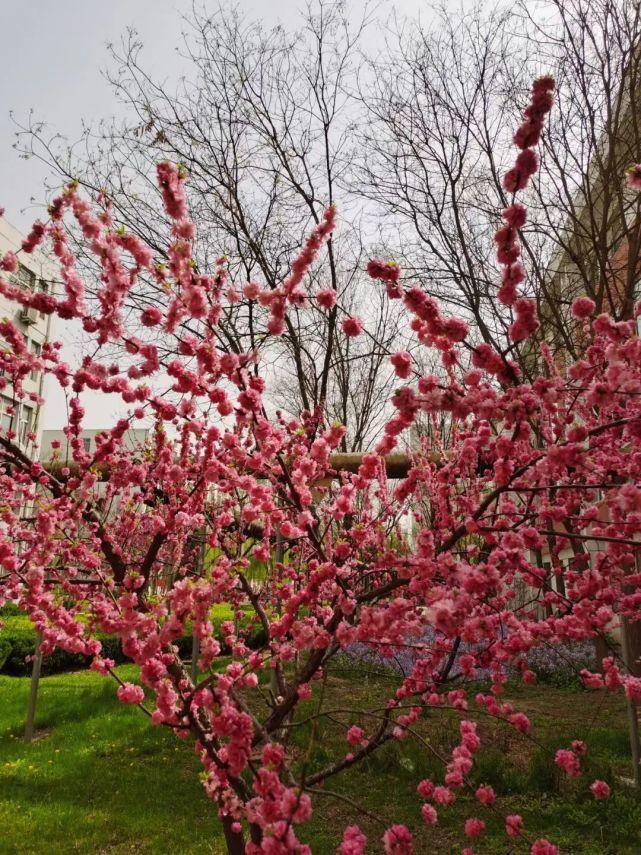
left=221, top=815, right=246, bottom=855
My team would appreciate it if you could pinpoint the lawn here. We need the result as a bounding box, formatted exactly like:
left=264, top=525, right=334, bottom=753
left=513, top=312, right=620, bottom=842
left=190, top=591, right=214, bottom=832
left=1, top=662, right=640, bottom=854
left=0, top=665, right=226, bottom=854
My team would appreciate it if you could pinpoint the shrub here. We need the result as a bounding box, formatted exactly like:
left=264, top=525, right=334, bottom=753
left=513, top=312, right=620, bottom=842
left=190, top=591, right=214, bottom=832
left=0, top=602, right=23, bottom=616
left=0, top=611, right=266, bottom=676
left=0, top=636, right=11, bottom=671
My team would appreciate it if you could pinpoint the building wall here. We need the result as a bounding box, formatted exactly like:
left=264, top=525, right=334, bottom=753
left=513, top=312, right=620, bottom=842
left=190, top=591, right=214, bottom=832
left=39, top=428, right=151, bottom=520
left=0, top=217, right=55, bottom=458
left=39, top=428, right=151, bottom=463
left=543, top=51, right=641, bottom=337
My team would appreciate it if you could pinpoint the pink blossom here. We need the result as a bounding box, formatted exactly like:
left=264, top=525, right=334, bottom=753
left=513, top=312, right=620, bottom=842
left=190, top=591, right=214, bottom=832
left=342, top=316, right=364, bottom=337
left=433, top=786, right=455, bottom=806
left=267, top=316, right=286, bottom=336
left=532, top=75, right=556, bottom=94
left=297, top=683, right=312, bottom=700
left=417, top=779, right=435, bottom=799
left=554, top=748, right=581, bottom=778
left=90, top=657, right=115, bottom=676
left=503, top=167, right=527, bottom=193
left=444, top=318, right=468, bottom=342
left=421, top=803, right=438, bottom=825
left=495, top=225, right=520, bottom=265
left=156, top=162, right=188, bottom=220
left=382, top=825, right=413, bottom=855
left=571, top=296, right=596, bottom=319
left=140, top=306, right=163, bottom=327
left=504, top=150, right=539, bottom=193
left=475, top=785, right=495, bottom=806
left=508, top=712, right=531, bottom=733
left=243, top=281, right=261, bottom=300
left=464, top=818, right=485, bottom=838
left=21, top=221, right=46, bottom=253
left=500, top=261, right=526, bottom=293
left=281, top=206, right=336, bottom=302
left=505, top=815, right=523, bottom=838
left=339, top=826, right=367, bottom=855
left=531, top=840, right=559, bottom=855
left=0, top=251, right=18, bottom=272
left=117, top=683, right=145, bottom=705
left=514, top=116, right=545, bottom=149
left=590, top=780, right=611, bottom=800
left=515, top=148, right=539, bottom=179
left=509, top=297, right=540, bottom=343
left=367, top=259, right=401, bottom=282
left=316, top=288, right=337, bottom=310
left=346, top=725, right=366, bottom=746
left=391, top=351, right=412, bottom=379
left=626, top=164, right=641, bottom=189
left=502, top=203, right=528, bottom=229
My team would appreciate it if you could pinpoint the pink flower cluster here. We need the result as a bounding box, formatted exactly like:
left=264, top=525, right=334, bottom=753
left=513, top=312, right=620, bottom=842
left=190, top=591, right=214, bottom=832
left=505, top=76, right=555, bottom=190
left=157, top=161, right=188, bottom=220
left=117, top=682, right=145, bottom=705
left=258, top=206, right=337, bottom=336
left=495, top=76, right=554, bottom=343
left=3, top=76, right=641, bottom=855
left=339, top=826, right=367, bottom=854
left=366, top=258, right=403, bottom=299
left=554, top=746, right=582, bottom=778
left=626, top=164, right=641, bottom=189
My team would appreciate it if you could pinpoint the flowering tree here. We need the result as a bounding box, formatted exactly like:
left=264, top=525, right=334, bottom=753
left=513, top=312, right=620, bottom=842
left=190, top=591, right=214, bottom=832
left=2, top=76, right=641, bottom=854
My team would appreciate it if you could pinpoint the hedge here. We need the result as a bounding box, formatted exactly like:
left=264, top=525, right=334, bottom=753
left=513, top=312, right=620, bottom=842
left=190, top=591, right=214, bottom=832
left=0, top=612, right=266, bottom=676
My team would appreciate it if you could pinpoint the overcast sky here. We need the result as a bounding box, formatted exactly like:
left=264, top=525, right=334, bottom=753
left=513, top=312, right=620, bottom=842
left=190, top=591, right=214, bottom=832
left=1, top=0, right=458, bottom=230
left=1, top=0, right=213, bottom=230
left=0, top=0, right=467, bottom=429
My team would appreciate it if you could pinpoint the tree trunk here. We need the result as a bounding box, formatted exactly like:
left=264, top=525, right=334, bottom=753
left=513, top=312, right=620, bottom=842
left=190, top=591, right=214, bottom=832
left=622, top=618, right=641, bottom=788
left=221, top=814, right=246, bottom=855
left=24, top=633, right=43, bottom=743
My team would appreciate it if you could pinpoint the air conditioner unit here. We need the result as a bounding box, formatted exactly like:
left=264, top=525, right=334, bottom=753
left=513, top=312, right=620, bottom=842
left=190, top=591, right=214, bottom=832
left=20, top=307, right=39, bottom=325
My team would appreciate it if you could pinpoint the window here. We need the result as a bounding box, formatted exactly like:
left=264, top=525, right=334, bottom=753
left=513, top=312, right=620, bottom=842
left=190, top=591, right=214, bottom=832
left=38, top=280, right=50, bottom=320
left=0, top=399, right=35, bottom=446
left=18, top=406, right=34, bottom=445
left=83, top=437, right=91, bottom=453
left=634, top=276, right=641, bottom=337
left=13, top=264, right=36, bottom=290
left=29, top=340, right=41, bottom=382
left=0, top=397, right=13, bottom=434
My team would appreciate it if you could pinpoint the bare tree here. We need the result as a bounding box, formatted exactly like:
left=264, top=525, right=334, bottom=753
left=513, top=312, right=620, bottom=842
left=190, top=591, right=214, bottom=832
left=18, top=1, right=403, bottom=450
left=525, top=0, right=641, bottom=350
left=360, top=0, right=641, bottom=366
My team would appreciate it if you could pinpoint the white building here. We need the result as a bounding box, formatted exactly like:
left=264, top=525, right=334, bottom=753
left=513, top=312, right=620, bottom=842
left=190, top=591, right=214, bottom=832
left=39, top=428, right=151, bottom=462
left=39, top=428, right=152, bottom=521
left=0, top=216, right=56, bottom=457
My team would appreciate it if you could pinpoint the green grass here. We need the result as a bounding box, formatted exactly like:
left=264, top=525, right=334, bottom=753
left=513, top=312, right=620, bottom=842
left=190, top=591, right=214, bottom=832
left=0, top=615, right=32, bottom=632
left=1, top=606, right=237, bottom=636
left=0, top=666, right=226, bottom=854
left=296, top=674, right=641, bottom=854
left=1, top=665, right=641, bottom=854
